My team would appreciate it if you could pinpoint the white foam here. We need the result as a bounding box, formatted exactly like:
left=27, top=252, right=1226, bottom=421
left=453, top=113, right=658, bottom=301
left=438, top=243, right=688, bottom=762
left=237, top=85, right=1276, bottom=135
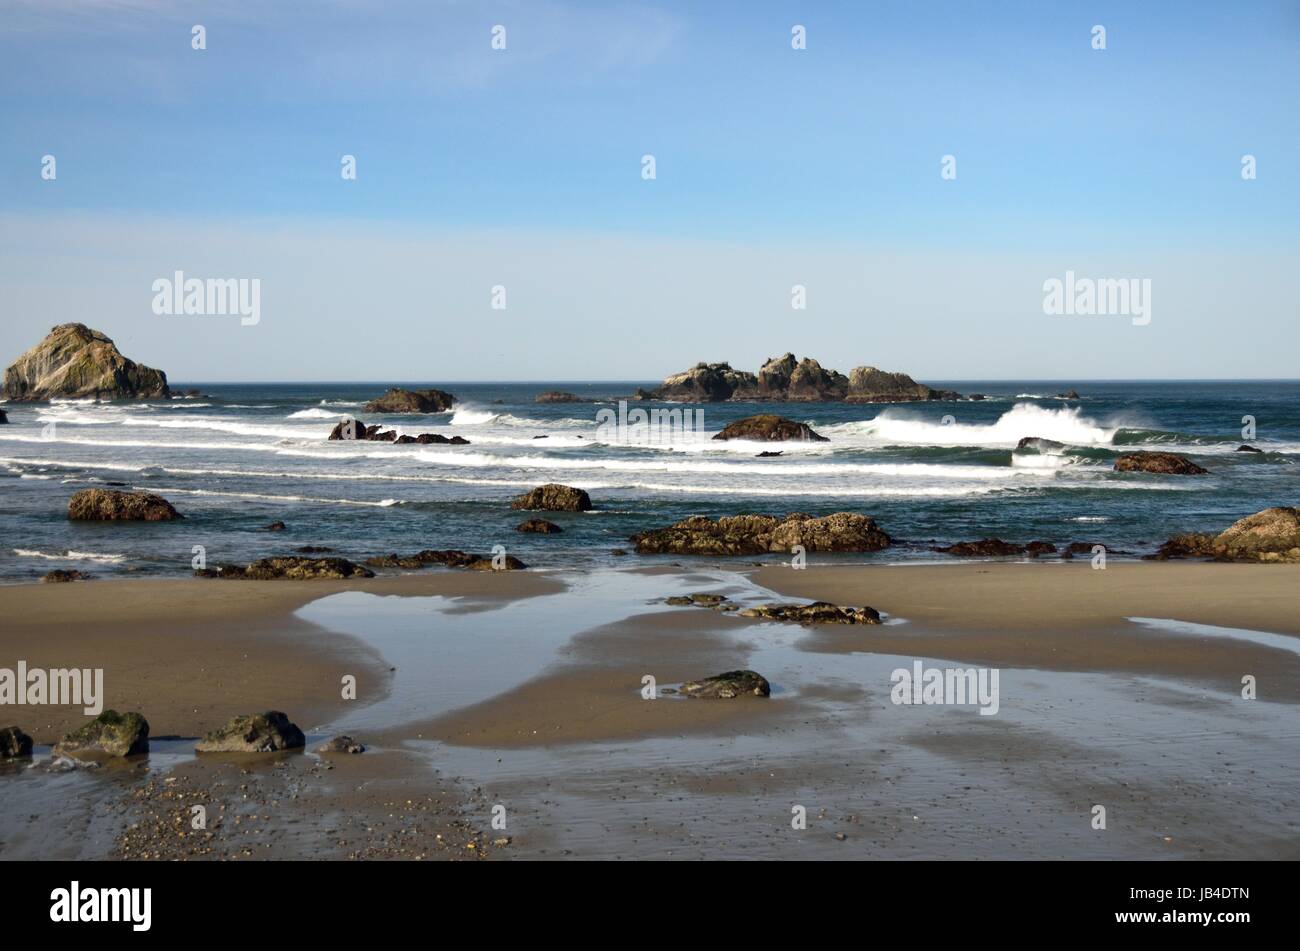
left=857, top=402, right=1120, bottom=448
left=287, top=408, right=347, bottom=420
left=13, top=548, right=127, bottom=564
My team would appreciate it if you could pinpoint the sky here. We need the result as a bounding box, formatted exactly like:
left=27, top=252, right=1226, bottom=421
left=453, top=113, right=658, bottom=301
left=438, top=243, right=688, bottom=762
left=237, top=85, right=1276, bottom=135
left=1, top=0, right=1297, bottom=381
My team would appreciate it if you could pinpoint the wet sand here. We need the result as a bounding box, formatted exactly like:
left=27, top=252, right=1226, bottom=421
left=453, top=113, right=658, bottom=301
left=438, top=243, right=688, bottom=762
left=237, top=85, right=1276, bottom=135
left=3, top=562, right=1299, bottom=860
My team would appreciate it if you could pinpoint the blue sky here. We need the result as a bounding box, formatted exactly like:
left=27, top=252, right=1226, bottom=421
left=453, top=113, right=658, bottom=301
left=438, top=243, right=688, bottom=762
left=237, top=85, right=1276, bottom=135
left=1, top=0, right=1297, bottom=380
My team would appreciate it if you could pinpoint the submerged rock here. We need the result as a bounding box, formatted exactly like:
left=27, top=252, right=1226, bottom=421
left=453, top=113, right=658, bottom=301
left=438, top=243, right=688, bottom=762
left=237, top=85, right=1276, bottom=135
left=196, top=711, right=305, bottom=753
left=510, top=483, right=592, bottom=512
left=679, top=670, right=771, bottom=699
left=41, top=569, right=88, bottom=583
left=0, top=726, right=34, bottom=758
left=54, top=710, right=149, bottom=758
left=739, top=601, right=882, bottom=625
left=264, top=521, right=286, bottom=531
left=365, top=550, right=477, bottom=569
left=68, top=488, right=181, bottom=521
left=516, top=518, right=563, bottom=534
left=713, top=414, right=828, bottom=442
left=362, top=387, right=456, bottom=414
left=1114, top=452, right=1209, bottom=475
left=316, top=735, right=366, bottom=754
left=632, top=512, right=891, bottom=556
left=3, top=323, right=169, bottom=401
left=197, top=557, right=375, bottom=580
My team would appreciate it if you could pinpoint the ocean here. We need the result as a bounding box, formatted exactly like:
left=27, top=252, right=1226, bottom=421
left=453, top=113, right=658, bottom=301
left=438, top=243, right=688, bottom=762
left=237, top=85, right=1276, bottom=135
left=1, top=380, right=1296, bottom=581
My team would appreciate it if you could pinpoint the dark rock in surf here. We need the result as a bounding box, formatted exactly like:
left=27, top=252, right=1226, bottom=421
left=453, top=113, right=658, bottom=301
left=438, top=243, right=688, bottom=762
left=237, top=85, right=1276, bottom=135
left=1058, top=390, right=1080, bottom=399
left=933, top=538, right=1026, bottom=557
left=516, top=518, right=563, bottom=534
left=0, top=409, right=7, bottom=424
left=535, top=391, right=588, bottom=403
left=196, top=711, right=304, bottom=753
left=1236, top=444, right=1263, bottom=453
left=756, top=450, right=784, bottom=457
left=0, top=726, right=34, bottom=758
left=68, top=488, right=181, bottom=521
left=1114, top=452, right=1208, bottom=475
left=466, top=554, right=528, bottom=571
left=713, top=414, right=828, bottom=442
left=510, top=484, right=592, bottom=512
left=41, top=569, right=88, bottom=583
left=1016, top=437, right=1066, bottom=452
left=196, top=557, right=374, bottom=580
left=264, top=521, right=286, bottom=531
left=363, top=387, right=455, bottom=414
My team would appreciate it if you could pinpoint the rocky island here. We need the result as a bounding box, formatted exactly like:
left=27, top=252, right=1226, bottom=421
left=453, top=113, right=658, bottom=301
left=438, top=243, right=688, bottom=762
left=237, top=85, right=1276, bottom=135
left=3, top=323, right=170, bottom=401
left=641, top=352, right=961, bottom=402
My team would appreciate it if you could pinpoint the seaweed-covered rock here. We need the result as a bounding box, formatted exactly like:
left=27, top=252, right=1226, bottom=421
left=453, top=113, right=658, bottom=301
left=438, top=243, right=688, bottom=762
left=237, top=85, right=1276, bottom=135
left=712, top=414, right=828, bottom=442
left=68, top=488, right=181, bottom=521
left=739, top=601, right=881, bottom=625
left=1114, top=452, right=1208, bottom=475
left=678, top=670, right=771, bottom=699
left=632, top=512, right=891, bottom=556
left=54, top=711, right=149, bottom=758
left=0, top=726, right=34, bottom=758
left=466, top=554, right=528, bottom=571
left=196, top=711, right=305, bottom=753
left=510, top=483, right=592, bottom=512
left=41, top=569, right=88, bottom=583
left=197, top=557, right=375, bottom=580
left=3, top=323, right=169, bottom=401
left=362, top=387, right=456, bottom=414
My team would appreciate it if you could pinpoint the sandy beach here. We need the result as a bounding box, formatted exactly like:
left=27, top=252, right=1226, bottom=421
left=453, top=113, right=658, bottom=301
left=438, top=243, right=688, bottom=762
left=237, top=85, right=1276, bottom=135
left=3, top=561, right=1298, bottom=860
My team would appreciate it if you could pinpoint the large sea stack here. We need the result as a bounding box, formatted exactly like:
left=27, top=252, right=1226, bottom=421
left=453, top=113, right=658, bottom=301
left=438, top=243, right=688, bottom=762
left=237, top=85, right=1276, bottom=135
left=3, top=324, right=169, bottom=401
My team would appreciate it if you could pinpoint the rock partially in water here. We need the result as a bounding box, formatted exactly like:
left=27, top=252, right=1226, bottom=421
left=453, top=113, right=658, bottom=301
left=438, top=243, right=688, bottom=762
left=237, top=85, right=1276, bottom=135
left=0, top=409, right=7, bottom=424
left=679, top=670, right=771, bottom=699
left=713, top=414, right=828, bottom=442
left=633, top=512, right=891, bottom=555
left=363, top=387, right=456, bottom=414
left=3, top=323, right=169, bottom=401
left=1148, top=507, right=1300, bottom=562
left=933, top=538, right=1026, bottom=557
left=196, top=711, right=305, bottom=753
left=1015, top=436, right=1066, bottom=452
left=466, top=555, right=528, bottom=571
left=264, top=521, right=286, bottom=531
left=516, top=518, right=563, bottom=534
left=535, top=390, right=587, bottom=403
left=41, top=569, right=88, bottom=583
left=845, top=366, right=961, bottom=403
left=197, top=557, right=375, bottom=580
left=1235, top=444, right=1264, bottom=453
left=68, top=488, right=182, bottom=521
left=316, top=735, right=366, bottom=754
left=0, top=726, right=34, bottom=758
left=54, top=710, right=149, bottom=758
left=739, top=601, right=881, bottom=625
left=1114, top=452, right=1208, bottom=475
left=1058, top=389, right=1081, bottom=399
left=510, top=483, right=592, bottom=512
